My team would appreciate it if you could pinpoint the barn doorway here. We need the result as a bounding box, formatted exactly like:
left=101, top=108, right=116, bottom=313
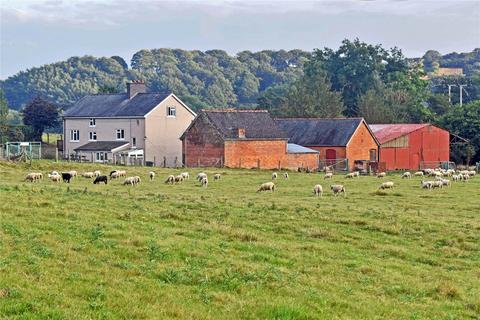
left=369, top=149, right=377, bottom=161
left=326, top=149, right=336, bottom=165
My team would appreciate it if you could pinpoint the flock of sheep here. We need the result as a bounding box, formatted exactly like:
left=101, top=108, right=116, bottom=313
left=23, top=166, right=476, bottom=197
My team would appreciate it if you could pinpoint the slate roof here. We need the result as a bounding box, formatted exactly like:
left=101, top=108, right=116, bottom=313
left=287, top=143, right=319, bottom=154
left=276, top=118, right=364, bottom=146
left=202, top=110, right=289, bottom=140
left=74, top=141, right=130, bottom=152
left=369, top=124, right=429, bottom=144
left=63, top=93, right=171, bottom=117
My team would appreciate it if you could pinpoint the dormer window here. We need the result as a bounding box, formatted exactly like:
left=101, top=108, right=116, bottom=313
left=167, top=106, right=176, bottom=117
left=89, top=118, right=96, bottom=127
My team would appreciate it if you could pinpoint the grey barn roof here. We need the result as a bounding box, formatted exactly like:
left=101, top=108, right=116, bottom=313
left=74, top=141, right=129, bottom=152
left=287, top=143, right=319, bottom=154
left=203, top=110, right=289, bottom=140
left=276, top=118, right=364, bottom=146
left=63, top=93, right=171, bottom=117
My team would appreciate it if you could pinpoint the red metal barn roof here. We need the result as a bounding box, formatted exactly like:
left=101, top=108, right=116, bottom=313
left=369, top=124, right=430, bottom=144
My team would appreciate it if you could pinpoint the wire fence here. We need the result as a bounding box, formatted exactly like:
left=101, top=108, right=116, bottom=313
left=420, top=161, right=456, bottom=170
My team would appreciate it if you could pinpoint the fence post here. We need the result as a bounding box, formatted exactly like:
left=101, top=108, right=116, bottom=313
left=163, top=157, right=166, bottom=168
left=257, top=159, right=260, bottom=169
left=55, top=148, right=58, bottom=162
left=154, top=156, right=156, bottom=167
left=174, top=156, right=178, bottom=168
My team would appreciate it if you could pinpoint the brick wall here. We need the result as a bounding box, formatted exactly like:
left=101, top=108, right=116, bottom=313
left=183, top=114, right=224, bottom=167
left=346, top=122, right=378, bottom=170
left=285, top=153, right=319, bottom=170
left=224, top=140, right=287, bottom=169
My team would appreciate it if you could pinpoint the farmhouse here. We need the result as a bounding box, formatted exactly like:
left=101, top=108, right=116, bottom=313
left=276, top=118, right=379, bottom=171
left=63, top=80, right=196, bottom=166
left=180, top=110, right=319, bottom=170
left=369, top=124, right=450, bottom=170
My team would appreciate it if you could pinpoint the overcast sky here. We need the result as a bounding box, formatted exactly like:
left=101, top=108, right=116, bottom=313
left=1, top=0, right=479, bottom=79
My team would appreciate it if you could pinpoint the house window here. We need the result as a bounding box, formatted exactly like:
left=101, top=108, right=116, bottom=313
left=89, top=118, right=96, bottom=127
left=70, top=130, right=79, bottom=142
left=167, top=106, right=176, bottom=117
left=89, top=132, right=97, bottom=141
left=132, top=137, right=136, bottom=148
left=370, top=149, right=377, bottom=161
left=95, top=152, right=107, bottom=162
left=116, top=129, right=125, bottom=140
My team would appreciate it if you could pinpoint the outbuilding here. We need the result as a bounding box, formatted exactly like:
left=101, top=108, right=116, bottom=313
left=180, top=110, right=319, bottom=170
left=276, top=118, right=379, bottom=171
left=369, top=124, right=450, bottom=170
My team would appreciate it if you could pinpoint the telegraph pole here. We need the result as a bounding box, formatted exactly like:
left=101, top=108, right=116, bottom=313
left=459, top=85, right=467, bottom=106
left=447, top=84, right=457, bottom=104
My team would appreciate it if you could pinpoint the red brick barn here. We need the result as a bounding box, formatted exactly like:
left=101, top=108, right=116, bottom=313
left=276, top=118, right=379, bottom=171
left=180, top=110, right=319, bottom=170
left=369, top=124, right=450, bottom=170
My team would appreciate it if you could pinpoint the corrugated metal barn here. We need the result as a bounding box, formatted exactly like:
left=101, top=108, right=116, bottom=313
left=369, top=124, right=450, bottom=170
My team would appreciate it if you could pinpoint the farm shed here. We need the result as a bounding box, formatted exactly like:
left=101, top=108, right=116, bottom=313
left=180, top=110, right=319, bottom=170
left=369, top=124, right=450, bottom=170
left=276, top=118, right=379, bottom=171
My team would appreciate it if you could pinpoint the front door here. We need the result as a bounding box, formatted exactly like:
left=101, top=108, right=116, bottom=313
left=326, top=149, right=336, bottom=166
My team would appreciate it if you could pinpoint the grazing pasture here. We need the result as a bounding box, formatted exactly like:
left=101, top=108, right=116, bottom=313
left=0, top=161, right=479, bottom=319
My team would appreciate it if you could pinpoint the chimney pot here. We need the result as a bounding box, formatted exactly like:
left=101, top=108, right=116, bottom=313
left=238, top=128, right=246, bottom=139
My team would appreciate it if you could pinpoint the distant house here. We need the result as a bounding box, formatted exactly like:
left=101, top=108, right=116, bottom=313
left=369, top=124, right=450, bottom=170
left=180, top=110, right=319, bottom=170
left=434, top=67, right=464, bottom=77
left=63, top=81, right=196, bottom=166
left=276, top=118, right=379, bottom=171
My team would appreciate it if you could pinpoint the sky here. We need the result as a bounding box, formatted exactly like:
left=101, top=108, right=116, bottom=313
left=1, top=0, right=479, bottom=79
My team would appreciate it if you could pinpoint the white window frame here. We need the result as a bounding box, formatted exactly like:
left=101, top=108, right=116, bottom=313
left=89, top=118, right=96, bottom=127
left=167, top=106, right=176, bottom=117
left=95, top=152, right=107, bottom=163
left=70, top=130, right=80, bottom=142
left=116, top=129, right=125, bottom=140
left=89, top=131, right=97, bottom=141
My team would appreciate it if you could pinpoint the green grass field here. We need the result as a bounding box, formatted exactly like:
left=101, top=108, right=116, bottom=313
left=0, top=161, right=479, bottom=319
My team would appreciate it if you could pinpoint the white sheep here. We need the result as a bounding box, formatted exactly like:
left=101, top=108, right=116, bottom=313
left=421, top=180, right=433, bottom=189
left=353, top=171, right=360, bottom=177
left=49, top=174, right=61, bottom=182
left=440, top=179, right=451, bottom=187
left=431, top=180, right=443, bottom=189
left=181, top=172, right=190, bottom=180
left=468, top=170, right=476, bottom=177
left=82, top=172, right=95, bottom=178
left=272, top=172, right=278, bottom=180
left=324, top=173, right=333, bottom=179
left=257, top=182, right=275, bottom=192
left=452, top=174, right=460, bottom=182
left=24, top=173, right=39, bottom=182
left=68, top=170, right=77, bottom=178
left=461, top=174, right=470, bottom=182
left=330, top=184, right=346, bottom=197
left=110, top=171, right=120, bottom=179
left=379, top=181, right=394, bottom=190
left=313, top=184, right=323, bottom=197
left=123, top=177, right=136, bottom=186
left=133, top=176, right=141, bottom=184
left=197, top=173, right=207, bottom=181
left=174, top=175, right=184, bottom=183
left=377, top=172, right=386, bottom=178
left=201, top=176, right=208, bottom=187
left=414, top=171, right=424, bottom=177
left=94, top=170, right=101, bottom=177
left=51, top=171, right=59, bottom=176
left=117, top=170, right=127, bottom=177
left=345, top=172, right=355, bottom=179
left=284, top=172, right=289, bottom=179
left=149, top=171, right=155, bottom=181
left=214, top=173, right=221, bottom=181
left=401, top=172, right=411, bottom=179
left=164, top=175, right=175, bottom=184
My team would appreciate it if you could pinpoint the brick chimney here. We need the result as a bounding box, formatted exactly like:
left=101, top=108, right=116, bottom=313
left=238, top=128, right=246, bottom=138
left=127, top=80, right=146, bottom=99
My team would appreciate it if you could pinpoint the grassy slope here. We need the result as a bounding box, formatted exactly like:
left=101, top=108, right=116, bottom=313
left=0, top=161, right=479, bottom=319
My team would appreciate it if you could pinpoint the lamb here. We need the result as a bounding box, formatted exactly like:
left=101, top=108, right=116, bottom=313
left=24, top=173, right=39, bottom=182
left=345, top=172, right=355, bottom=179
left=94, top=170, right=101, bottom=177
left=468, top=170, right=476, bottom=177
left=51, top=171, right=59, bottom=176
left=379, top=181, right=394, bottom=190
left=164, top=175, right=175, bottom=184
left=93, top=176, right=108, bottom=184
left=149, top=171, right=155, bottom=181
left=353, top=171, right=360, bottom=177
left=330, top=184, right=346, bottom=197
left=68, top=170, right=77, bottom=178
left=82, top=172, right=95, bottom=178
left=109, top=170, right=118, bottom=177
left=461, top=174, right=470, bottom=182
left=324, top=172, right=333, bottom=179
left=452, top=174, right=460, bottom=182
left=440, top=179, right=451, bottom=187
left=133, top=176, right=141, bottom=184
left=257, top=182, right=275, bottom=192
left=49, top=174, right=61, bottom=182
left=377, top=172, right=386, bottom=178
left=421, top=180, right=433, bottom=189
left=431, top=180, right=443, bottom=189
left=62, top=172, right=72, bottom=183
left=401, top=172, right=411, bottom=179
left=313, top=184, right=323, bottom=197
left=214, top=173, right=221, bottom=181
left=174, top=175, right=184, bottom=183
left=200, top=176, right=208, bottom=187
left=414, top=171, right=424, bottom=177
left=197, top=173, right=207, bottom=181
left=117, top=170, right=127, bottom=177
left=272, top=172, right=278, bottom=180
left=110, top=171, right=120, bottom=179
left=123, top=177, right=136, bottom=186
left=284, top=172, right=289, bottom=179
left=181, top=172, right=190, bottom=180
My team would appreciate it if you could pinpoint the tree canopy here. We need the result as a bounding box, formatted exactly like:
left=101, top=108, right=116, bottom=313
left=22, top=97, right=60, bottom=141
